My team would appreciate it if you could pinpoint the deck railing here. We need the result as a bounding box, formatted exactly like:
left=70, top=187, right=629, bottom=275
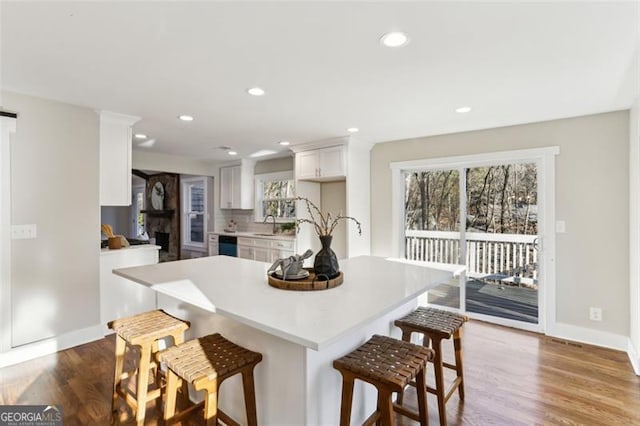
left=405, top=230, right=538, bottom=283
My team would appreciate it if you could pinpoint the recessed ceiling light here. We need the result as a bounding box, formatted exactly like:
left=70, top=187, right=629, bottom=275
left=380, top=32, right=409, bottom=48
left=134, top=133, right=147, bottom=140
left=137, top=139, right=156, bottom=148
left=178, top=115, right=194, bottom=121
left=228, top=151, right=238, bottom=156
left=455, top=106, right=472, bottom=113
left=279, top=141, right=290, bottom=146
left=247, top=87, right=265, bottom=96
left=250, top=149, right=277, bottom=158
left=347, top=127, right=359, bottom=133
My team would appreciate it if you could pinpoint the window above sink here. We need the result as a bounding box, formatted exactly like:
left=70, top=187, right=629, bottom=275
left=254, top=171, right=296, bottom=223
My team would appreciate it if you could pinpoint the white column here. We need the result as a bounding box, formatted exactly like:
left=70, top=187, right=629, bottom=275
left=0, top=114, right=17, bottom=353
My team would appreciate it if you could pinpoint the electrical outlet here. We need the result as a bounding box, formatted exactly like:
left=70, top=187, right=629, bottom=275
left=589, top=307, right=602, bottom=322
left=11, top=224, right=37, bottom=239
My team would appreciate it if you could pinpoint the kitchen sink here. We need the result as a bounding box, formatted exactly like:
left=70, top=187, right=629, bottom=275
left=253, top=233, right=275, bottom=237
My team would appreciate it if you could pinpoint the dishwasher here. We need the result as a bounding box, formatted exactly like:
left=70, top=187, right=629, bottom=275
left=218, top=235, right=238, bottom=257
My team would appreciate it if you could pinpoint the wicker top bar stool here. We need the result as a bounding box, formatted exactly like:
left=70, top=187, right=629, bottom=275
left=333, top=334, right=434, bottom=426
left=108, top=309, right=190, bottom=426
left=394, top=306, right=468, bottom=426
left=157, top=333, right=263, bottom=426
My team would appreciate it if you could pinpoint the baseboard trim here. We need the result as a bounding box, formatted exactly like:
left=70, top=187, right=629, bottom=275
left=546, top=322, right=628, bottom=352
left=628, top=339, right=640, bottom=375
left=0, top=324, right=105, bottom=368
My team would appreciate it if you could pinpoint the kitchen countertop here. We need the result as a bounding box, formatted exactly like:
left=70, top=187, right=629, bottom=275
left=208, top=231, right=296, bottom=240
left=113, top=255, right=461, bottom=350
left=100, top=244, right=161, bottom=255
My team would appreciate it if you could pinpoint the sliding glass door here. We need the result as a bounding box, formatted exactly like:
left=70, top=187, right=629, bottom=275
left=402, top=159, right=542, bottom=330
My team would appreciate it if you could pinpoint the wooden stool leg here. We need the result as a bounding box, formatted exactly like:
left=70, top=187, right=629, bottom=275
left=172, top=331, right=185, bottom=346
left=339, top=373, right=355, bottom=426
left=203, top=384, right=218, bottom=426
left=112, top=335, right=126, bottom=417
left=376, top=390, right=385, bottom=426
left=379, top=389, right=394, bottom=426
left=415, top=368, right=428, bottom=426
left=135, top=344, right=152, bottom=426
left=242, top=366, right=259, bottom=426
left=432, top=338, right=447, bottom=426
left=396, top=329, right=412, bottom=406
left=163, top=369, right=180, bottom=422
left=453, top=329, right=465, bottom=400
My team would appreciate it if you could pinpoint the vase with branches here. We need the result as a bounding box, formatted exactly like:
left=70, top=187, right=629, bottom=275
left=294, top=197, right=362, bottom=279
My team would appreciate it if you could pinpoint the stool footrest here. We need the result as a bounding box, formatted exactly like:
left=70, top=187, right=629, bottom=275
left=426, top=377, right=463, bottom=403
left=393, top=403, right=421, bottom=422
left=362, top=410, right=380, bottom=426
left=442, top=361, right=457, bottom=370
left=164, top=402, right=236, bottom=425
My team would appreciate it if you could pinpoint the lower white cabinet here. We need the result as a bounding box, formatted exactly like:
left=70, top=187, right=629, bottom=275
left=100, top=246, right=160, bottom=329
left=208, top=234, right=219, bottom=256
left=237, top=236, right=295, bottom=263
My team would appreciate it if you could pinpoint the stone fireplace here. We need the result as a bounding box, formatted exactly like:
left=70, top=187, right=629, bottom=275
left=143, top=172, right=180, bottom=262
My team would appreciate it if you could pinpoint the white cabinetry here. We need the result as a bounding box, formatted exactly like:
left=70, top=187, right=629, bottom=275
left=295, top=145, right=346, bottom=182
left=100, top=246, right=160, bottom=328
left=220, top=159, right=255, bottom=209
left=208, top=234, right=219, bottom=256
left=237, top=236, right=295, bottom=263
left=291, top=136, right=371, bottom=260
left=98, top=111, right=140, bottom=206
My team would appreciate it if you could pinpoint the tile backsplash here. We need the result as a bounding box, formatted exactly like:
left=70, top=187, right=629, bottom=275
left=216, top=210, right=273, bottom=233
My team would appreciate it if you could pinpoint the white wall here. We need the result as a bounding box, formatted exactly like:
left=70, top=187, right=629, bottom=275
left=3, top=91, right=100, bottom=347
left=1, top=114, right=17, bottom=353
left=371, top=111, right=630, bottom=340
left=630, top=97, right=640, bottom=372
left=346, top=138, right=371, bottom=257
left=254, top=156, right=293, bottom=175
left=133, top=150, right=215, bottom=176
left=321, top=182, right=346, bottom=259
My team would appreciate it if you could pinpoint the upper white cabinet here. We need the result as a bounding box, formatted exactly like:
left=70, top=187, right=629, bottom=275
left=295, top=145, right=346, bottom=182
left=220, top=159, right=255, bottom=209
left=98, top=111, right=140, bottom=206
left=291, top=136, right=372, bottom=260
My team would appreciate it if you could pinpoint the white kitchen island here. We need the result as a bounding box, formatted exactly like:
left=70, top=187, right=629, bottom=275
left=114, top=255, right=461, bottom=425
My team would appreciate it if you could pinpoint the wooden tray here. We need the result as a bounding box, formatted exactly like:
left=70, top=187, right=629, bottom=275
left=268, top=268, right=343, bottom=291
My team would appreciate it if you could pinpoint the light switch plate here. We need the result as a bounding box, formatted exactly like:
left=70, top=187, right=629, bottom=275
left=555, top=220, right=566, bottom=233
left=11, top=224, right=37, bottom=239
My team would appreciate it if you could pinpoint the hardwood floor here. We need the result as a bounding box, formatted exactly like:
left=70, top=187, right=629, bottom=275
left=1, top=320, right=638, bottom=425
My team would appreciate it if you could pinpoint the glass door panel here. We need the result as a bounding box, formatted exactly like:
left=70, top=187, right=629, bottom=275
left=464, top=164, right=539, bottom=323
left=404, top=169, right=462, bottom=309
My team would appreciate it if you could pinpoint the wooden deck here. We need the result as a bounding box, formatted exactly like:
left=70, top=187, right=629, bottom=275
left=428, top=278, right=539, bottom=323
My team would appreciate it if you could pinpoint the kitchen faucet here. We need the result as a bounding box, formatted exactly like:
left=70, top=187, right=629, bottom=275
left=263, top=214, right=277, bottom=234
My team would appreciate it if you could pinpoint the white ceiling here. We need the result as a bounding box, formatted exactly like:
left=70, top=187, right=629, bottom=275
left=2, top=2, right=638, bottom=162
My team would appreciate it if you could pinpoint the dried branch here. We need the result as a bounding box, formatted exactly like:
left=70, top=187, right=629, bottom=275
left=295, top=197, right=363, bottom=237
left=329, top=215, right=362, bottom=236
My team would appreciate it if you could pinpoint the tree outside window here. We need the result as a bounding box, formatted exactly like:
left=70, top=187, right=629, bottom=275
left=255, top=172, right=296, bottom=222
